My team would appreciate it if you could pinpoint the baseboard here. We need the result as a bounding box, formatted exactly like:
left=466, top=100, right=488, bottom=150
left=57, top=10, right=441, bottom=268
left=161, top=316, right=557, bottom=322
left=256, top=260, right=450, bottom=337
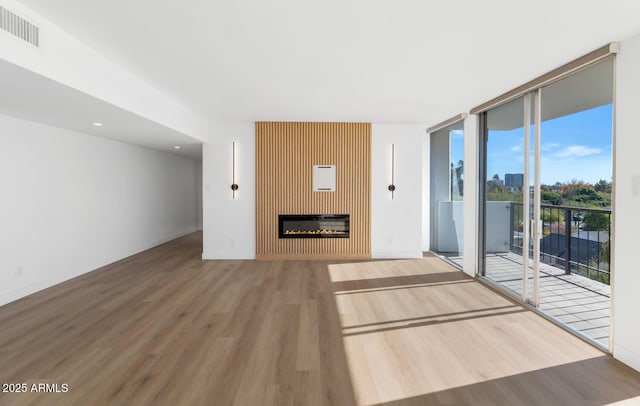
left=0, top=281, right=54, bottom=308
left=256, top=253, right=370, bottom=261
left=149, top=227, right=199, bottom=248
left=371, top=252, right=423, bottom=259
left=0, top=227, right=200, bottom=308
left=202, top=252, right=256, bottom=260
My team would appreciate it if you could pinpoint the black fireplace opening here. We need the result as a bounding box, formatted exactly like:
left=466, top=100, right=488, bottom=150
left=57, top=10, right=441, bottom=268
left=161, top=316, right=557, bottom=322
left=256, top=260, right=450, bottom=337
left=279, top=214, right=350, bottom=238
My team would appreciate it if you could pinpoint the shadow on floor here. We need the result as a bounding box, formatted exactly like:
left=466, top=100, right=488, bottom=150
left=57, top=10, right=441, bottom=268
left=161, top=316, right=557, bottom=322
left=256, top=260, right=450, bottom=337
left=372, top=356, right=640, bottom=406
left=332, top=271, right=471, bottom=293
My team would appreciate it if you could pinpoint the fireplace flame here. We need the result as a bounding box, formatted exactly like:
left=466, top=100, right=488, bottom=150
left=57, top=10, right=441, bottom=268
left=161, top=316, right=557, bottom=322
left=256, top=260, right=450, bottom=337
left=284, top=229, right=347, bottom=235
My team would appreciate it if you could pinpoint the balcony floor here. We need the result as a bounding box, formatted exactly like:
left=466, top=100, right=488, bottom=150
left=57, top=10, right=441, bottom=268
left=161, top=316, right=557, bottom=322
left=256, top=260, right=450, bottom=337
left=444, top=252, right=611, bottom=348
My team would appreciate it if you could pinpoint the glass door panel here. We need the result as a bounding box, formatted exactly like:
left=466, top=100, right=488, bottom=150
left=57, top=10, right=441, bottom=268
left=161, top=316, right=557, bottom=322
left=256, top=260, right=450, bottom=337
left=482, top=96, right=526, bottom=296
left=430, top=122, right=465, bottom=267
left=537, top=59, right=613, bottom=348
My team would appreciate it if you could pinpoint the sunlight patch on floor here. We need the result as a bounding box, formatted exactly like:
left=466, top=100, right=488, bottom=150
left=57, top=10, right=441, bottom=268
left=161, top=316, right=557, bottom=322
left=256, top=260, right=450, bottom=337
left=328, top=258, right=605, bottom=405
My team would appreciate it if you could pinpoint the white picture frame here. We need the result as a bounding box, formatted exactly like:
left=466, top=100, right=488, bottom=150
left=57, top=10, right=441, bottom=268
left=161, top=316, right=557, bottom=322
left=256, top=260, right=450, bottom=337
left=313, top=165, right=336, bottom=192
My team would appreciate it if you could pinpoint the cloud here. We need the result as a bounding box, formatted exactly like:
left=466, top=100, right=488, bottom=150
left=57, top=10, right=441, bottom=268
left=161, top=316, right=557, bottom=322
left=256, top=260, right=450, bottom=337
left=510, top=143, right=559, bottom=154
left=541, top=143, right=561, bottom=152
left=554, top=145, right=602, bottom=158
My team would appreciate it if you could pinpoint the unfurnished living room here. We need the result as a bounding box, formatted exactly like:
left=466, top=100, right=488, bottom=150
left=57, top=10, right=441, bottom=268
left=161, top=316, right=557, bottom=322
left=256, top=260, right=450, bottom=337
left=2, top=1, right=640, bottom=405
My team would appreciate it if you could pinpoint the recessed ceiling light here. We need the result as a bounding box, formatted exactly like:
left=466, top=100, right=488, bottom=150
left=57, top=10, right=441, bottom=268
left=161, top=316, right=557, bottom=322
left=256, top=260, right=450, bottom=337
left=173, top=145, right=181, bottom=150
left=92, top=122, right=103, bottom=126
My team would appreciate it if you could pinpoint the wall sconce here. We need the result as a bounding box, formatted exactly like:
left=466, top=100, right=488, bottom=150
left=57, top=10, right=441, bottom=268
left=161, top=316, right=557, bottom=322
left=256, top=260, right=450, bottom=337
left=231, top=142, right=239, bottom=199
left=388, top=143, right=396, bottom=199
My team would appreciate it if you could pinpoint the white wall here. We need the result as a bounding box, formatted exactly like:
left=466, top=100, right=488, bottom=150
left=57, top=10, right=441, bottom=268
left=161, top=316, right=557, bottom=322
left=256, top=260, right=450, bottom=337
left=0, top=114, right=199, bottom=306
left=202, top=122, right=255, bottom=259
left=612, top=33, right=640, bottom=372
left=371, top=124, right=423, bottom=258
left=203, top=123, right=423, bottom=260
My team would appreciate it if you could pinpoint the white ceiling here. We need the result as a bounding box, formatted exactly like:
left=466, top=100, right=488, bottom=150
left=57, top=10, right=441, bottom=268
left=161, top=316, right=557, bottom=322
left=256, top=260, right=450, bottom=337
left=0, top=58, right=202, bottom=159
left=3, top=0, right=640, bottom=149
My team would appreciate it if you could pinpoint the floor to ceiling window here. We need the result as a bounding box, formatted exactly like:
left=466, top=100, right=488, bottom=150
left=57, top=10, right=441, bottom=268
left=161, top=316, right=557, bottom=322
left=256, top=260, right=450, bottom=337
left=479, top=58, right=614, bottom=349
left=430, top=121, right=464, bottom=266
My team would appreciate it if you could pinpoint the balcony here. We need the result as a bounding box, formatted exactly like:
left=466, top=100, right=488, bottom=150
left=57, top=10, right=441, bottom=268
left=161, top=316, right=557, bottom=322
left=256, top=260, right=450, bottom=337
left=509, top=203, right=611, bottom=284
left=448, top=203, right=611, bottom=347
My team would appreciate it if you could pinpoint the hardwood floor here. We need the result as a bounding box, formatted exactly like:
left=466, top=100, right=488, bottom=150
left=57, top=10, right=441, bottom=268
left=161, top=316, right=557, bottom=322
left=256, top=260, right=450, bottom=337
left=0, top=232, right=639, bottom=405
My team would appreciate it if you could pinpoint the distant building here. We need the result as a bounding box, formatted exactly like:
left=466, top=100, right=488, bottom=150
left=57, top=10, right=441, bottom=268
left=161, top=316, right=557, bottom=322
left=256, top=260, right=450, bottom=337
left=505, top=173, right=524, bottom=188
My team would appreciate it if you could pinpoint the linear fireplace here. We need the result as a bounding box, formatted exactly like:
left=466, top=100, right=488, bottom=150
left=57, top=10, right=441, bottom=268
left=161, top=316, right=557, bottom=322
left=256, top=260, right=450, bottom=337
left=279, top=214, right=349, bottom=238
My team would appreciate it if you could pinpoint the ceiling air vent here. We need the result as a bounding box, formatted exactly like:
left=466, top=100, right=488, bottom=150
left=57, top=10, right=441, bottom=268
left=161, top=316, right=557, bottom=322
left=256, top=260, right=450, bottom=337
left=0, top=6, right=39, bottom=47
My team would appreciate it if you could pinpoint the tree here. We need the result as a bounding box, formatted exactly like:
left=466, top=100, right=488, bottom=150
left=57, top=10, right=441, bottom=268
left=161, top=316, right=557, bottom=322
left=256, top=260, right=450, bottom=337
left=599, top=240, right=610, bottom=264
left=582, top=212, right=609, bottom=231
left=487, top=174, right=502, bottom=193
left=542, top=191, right=563, bottom=205
left=541, top=210, right=563, bottom=224
left=560, top=179, right=586, bottom=200
left=455, top=160, right=463, bottom=197
left=573, top=187, right=601, bottom=203
left=594, top=179, right=612, bottom=193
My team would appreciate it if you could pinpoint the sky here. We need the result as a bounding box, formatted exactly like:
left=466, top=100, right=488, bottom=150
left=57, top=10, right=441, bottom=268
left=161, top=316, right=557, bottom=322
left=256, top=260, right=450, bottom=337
left=484, top=104, right=613, bottom=185
left=450, top=130, right=464, bottom=167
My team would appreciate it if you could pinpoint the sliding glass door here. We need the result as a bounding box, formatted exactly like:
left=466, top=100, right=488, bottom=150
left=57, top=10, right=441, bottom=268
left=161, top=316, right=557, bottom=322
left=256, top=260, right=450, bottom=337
left=430, top=122, right=464, bottom=267
left=480, top=59, right=614, bottom=349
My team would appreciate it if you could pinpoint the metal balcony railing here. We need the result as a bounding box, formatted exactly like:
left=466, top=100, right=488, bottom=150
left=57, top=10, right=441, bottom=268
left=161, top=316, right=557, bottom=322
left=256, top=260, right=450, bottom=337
left=509, top=202, right=611, bottom=284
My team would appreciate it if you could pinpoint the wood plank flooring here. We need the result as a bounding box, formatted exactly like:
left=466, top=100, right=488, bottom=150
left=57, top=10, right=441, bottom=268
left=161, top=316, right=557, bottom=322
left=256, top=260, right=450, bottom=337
left=0, top=232, right=639, bottom=405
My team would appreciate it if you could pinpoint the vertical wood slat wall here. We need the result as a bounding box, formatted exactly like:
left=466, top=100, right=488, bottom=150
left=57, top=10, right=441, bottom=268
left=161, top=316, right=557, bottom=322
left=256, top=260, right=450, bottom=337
left=256, top=122, right=371, bottom=259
